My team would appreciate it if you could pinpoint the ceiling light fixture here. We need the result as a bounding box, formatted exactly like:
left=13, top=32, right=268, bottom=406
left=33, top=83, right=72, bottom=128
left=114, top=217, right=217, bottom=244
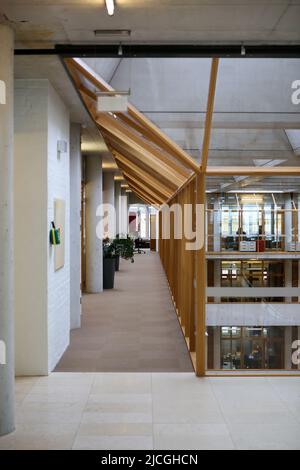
left=105, top=0, right=115, bottom=16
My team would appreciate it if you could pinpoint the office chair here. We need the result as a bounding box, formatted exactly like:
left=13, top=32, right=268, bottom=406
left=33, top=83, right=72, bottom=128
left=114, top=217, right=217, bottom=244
left=134, top=237, right=146, bottom=254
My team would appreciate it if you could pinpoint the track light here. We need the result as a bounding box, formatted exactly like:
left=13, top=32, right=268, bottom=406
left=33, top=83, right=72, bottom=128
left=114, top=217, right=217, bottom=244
left=105, top=0, right=114, bottom=16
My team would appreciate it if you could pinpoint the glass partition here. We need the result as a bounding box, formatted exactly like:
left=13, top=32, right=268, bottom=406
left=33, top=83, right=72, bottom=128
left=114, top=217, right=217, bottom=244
left=208, top=326, right=287, bottom=370
left=206, top=192, right=299, bottom=252
left=207, top=259, right=299, bottom=303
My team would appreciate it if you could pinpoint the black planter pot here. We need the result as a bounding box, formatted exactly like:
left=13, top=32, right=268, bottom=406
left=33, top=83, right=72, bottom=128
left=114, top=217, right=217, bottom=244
left=115, top=255, right=120, bottom=272
left=103, top=257, right=116, bottom=289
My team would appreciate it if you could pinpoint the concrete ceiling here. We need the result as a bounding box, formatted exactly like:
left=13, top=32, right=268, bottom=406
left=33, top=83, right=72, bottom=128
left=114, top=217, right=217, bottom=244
left=14, top=54, right=116, bottom=167
left=1, top=0, right=300, bottom=46
left=5, top=0, right=300, bottom=190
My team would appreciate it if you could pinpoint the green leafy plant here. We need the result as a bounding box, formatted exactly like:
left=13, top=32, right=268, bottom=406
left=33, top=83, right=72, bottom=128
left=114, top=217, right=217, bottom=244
left=112, top=234, right=134, bottom=263
left=103, top=238, right=116, bottom=259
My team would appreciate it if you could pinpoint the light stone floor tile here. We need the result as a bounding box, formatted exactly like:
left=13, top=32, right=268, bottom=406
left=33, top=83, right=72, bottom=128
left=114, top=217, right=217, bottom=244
left=72, top=435, right=153, bottom=450
left=23, top=391, right=89, bottom=405
left=228, top=423, right=300, bottom=450
left=153, top=395, right=224, bottom=424
left=152, top=372, right=213, bottom=396
left=91, top=373, right=151, bottom=394
left=0, top=423, right=78, bottom=450
left=220, top=408, right=298, bottom=426
left=16, top=401, right=86, bottom=424
left=1, top=372, right=300, bottom=450
left=88, top=393, right=152, bottom=405
left=153, top=424, right=235, bottom=450
left=81, top=411, right=152, bottom=424
left=77, top=422, right=152, bottom=436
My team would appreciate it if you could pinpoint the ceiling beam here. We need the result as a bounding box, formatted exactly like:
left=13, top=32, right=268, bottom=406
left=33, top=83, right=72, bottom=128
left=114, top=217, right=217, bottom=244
left=15, top=44, right=300, bottom=59
left=113, top=150, right=173, bottom=198
left=123, top=172, right=165, bottom=205
left=120, top=165, right=169, bottom=202
left=66, top=58, right=199, bottom=174
left=105, top=137, right=178, bottom=191
left=96, top=113, right=190, bottom=179
left=200, top=58, right=219, bottom=172
left=128, top=185, right=156, bottom=206
left=97, top=124, right=185, bottom=187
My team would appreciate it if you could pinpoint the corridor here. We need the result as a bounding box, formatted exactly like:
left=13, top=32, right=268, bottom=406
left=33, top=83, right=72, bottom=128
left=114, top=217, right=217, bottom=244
left=56, top=252, right=193, bottom=372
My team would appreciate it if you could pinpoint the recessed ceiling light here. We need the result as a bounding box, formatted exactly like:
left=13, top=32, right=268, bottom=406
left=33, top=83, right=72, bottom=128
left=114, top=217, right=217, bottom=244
left=105, top=0, right=115, bottom=16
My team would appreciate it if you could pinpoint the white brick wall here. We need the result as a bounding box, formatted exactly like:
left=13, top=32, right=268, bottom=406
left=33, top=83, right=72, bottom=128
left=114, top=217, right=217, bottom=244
left=47, top=83, right=70, bottom=372
left=14, top=79, right=70, bottom=375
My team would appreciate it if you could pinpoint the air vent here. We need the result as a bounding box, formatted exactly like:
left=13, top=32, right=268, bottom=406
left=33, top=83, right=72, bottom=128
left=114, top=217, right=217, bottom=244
left=94, top=29, right=131, bottom=37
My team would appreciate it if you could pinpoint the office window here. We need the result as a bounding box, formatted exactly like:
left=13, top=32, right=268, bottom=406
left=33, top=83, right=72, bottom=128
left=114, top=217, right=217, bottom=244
left=219, top=326, right=284, bottom=370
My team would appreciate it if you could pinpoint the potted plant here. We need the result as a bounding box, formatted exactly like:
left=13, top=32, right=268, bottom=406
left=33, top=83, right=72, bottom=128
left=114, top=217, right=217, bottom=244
left=113, top=235, right=121, bottom=271
left=103, top=238, right=116, bottom=289
left=113, top=235, right=135, bottom=264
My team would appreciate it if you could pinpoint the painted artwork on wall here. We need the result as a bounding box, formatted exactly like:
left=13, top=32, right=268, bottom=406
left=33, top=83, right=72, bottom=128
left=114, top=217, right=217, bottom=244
left=54, top=198, right=65, bottom=271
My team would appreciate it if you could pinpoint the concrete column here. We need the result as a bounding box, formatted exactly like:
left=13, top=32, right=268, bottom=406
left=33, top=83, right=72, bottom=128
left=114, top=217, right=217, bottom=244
left=103, top=171, right=115, bottom=238
left=70, top=123, right=82, bottom=329
left=284, top=194, right=292, bottom=250
left=85, top=154, right=103, bottom=293
left=120, top=190, right=128, bottom=236
left=284, top=326, right=292, bottom=370
left=145, top=206, right=150, bottom=239
left=0, top=24, right=15, bottom=436
left=298, top=327, right=300, bottom=370
left=298, top=260, right=300, bottom=303
left=213, top=327, right=221, bottom=369
left=213, top=197, right=221, bottom=251
left=114, top=180, right=121, bottom=236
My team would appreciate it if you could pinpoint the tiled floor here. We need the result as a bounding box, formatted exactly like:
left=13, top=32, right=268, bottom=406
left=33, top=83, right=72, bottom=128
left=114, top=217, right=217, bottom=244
left=55, top=252, right=193, bottom=372
left=1, top=373, right=300, bottom=450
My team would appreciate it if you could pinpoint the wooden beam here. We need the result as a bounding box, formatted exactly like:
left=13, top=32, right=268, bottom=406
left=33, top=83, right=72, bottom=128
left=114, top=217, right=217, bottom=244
left=106, top=137, right=179, bottom=192
left=127, top=184, right=154, bottom=206
left=113, top=151, right=172, bottom=198
left=65, top=57, right=200, bottom=174
left=195, top=173, right=206, bottom=377
left=97, top=113, right=190, bottom=179
left=123, top=171, right=165, bottom=205
left=127, top=181, right=160, bottom=207
left=200, top=58, right=219, bottom=172
left=98, top=125, right=185, bottom=187
left=121, top=166, right=169, bottom=202
left=196, top=58, right=219, bottom=377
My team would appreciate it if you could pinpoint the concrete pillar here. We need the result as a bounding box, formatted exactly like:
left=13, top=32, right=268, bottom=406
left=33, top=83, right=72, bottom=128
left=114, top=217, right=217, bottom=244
left=0, top=24, right=15, bottom=436
left=213, top=197, right=221, bottom=251
left=284, top=194, right=292, bottom=250
left=85, top=154, right=103, bottom=293
left=103, top=171, right=115, bottom=238
left=70, top=123, right=82, bottom=329
left=114, top=180, right=121, bottom=236
left=298, top=260, right=300, bottom=303
left=120, top=190, right=128, bottom=236
left=298, top=327, right=300, bottom=370
left=145, top=206, right=150, bottom=239
left=284, top=326, right=292, bottom=370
